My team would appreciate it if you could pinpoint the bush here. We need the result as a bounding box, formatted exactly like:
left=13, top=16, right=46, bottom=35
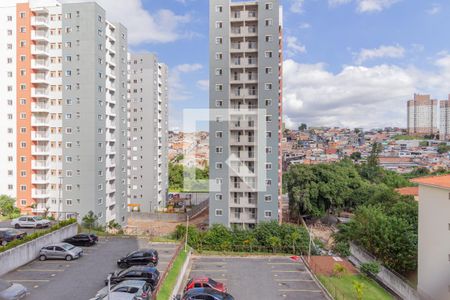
left=333, top=263, right=346, bottom=277
left=333, top=241, right=351, bottom=257
left=360, top=262, right=380, bottom=276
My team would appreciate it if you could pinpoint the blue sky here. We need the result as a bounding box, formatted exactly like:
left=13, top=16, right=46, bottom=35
left=93, top=0, right=450, bottom=130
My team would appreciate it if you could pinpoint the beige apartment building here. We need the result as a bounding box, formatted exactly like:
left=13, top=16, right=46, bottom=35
left=440, top=97, right=450, bottom=141
left=407, top=94, right=438, bottom=137
left=412, top=175, right=450, bottom=299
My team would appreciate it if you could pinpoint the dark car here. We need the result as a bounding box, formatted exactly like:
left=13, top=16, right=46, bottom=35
left=181, top=288, right=234, bottom=300
left=117, top=249, right=159, bottom=268
left=63, top=234, right=96, bottom=247
left=105, top=266, right=160, bottom=290
left=0, top=228, right=27, bottom=246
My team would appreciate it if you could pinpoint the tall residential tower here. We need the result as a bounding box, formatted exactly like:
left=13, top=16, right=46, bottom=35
left=209, top=0, right=283, bottom=228
left=0, top=0, right=129, bottom=226
left=407, top=94, right=438, bottom=137
left=128, top=53, right=169, bottom=213
left=440, top=96, right=450, bottom=141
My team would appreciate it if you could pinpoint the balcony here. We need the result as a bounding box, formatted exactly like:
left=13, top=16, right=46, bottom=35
left=32, top=175, right=49, bottom=184
left=31, top=73, right=49, bottom=84
left=31, top=146, right=50, bottom=155
left=32, top=160, right=50, bottom=170
left=31, top=45, right=49, bottom=56
left=31, top=59, right=49, bottom=71
left=31, top=30, right=49, bottom=43
left=31, top=131, right=50, bottom=141
left=230, top=120, right=257, bottom=131
left=31, top=117, right=50, bottom=127
left=230, top=166, right=256, bottom=177
left=230, top=74, right=258, bottom=84
left=31, top=102, right=50, bottom=113
left=230, top=182, right=256, bottom=192
left=106, top=159, right=115, bottom=168
left=106, top=171, right=115, bottom=181
left=230, top=151, right=256, bottom=161
left=32, top=188, right=49, bottom=199
left=31, top=88, right=49, bottom=98
left=31, top=16, right=49, bottom=27
left=106, top=184, right=116, bottom=194
left=231, top=197, right=257, bottom=208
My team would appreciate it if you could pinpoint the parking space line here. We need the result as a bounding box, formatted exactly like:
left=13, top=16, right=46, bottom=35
left=278, top=289, right=322, bottom=293
left=275, top=279, right=314, bottom=282
left=271, top=270, right=306, bottom=273
left=17, top=269, right=64, bottom=272
left=195, top=262, right=227, bottom=265
left=190, top=269, right=228, bottom=272
left=6, top=279, right=50, bottom=282
left=268, top=263, right=300, bottom=265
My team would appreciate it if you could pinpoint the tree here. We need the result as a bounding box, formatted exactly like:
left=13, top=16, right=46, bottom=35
left=437, top=143, right=450, bottom=154
left=350, top=152, right=362, bottom=161
left=353, top=281, right=365, bottom=300
left=0, top=195, right=20, bottom=218
left=298, top=123, right=307, bottom=131
left=82, top=211, right=98, bottom=233
left=359, top=142, right=383, bottom=181
left=267, top=236, right=282, bottom=253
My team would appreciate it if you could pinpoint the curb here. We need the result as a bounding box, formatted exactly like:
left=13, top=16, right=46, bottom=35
left=302, top=256, right=334, bottom=300
left=170, top=249, right=192, bottom=299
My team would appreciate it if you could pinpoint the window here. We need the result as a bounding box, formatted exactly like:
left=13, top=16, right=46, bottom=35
left=215, top=209, right=223, bottom=216
left=19, top=12, right=26, bottom=18
left=66, top=199, right=73, bottom=206
left=215, top=194, right=223, bottom=201
left=215, top=52, right=223, bottom=60
left=216, top=100, right=223, bottom=107
left=7, top=16, right=12, bottom=21
left=20, top=199, right=26, bottom=206
left=265, top=195, right=272, bottom=202
left=265, top=35, right=273, bottom=42
left=264, top=210, right=272, bottom=218
left=215, top=37, right=223, bottom=45
left=215, top=147, right=223, bottom=153
left=215, top=68, right=223, bottom=76
left=266, top=163, right=272, bottom=170
left=266, top=115, right=272, bottom=122
left=265, top=51, right=273, bottom=58
left=215, top=131, right=223, bottom=138
left=97, top=184, right=103, bottom=191
left=215, top=84, right=223, bottom=92
left=20, top=185, right=27, bottom=191
left=266, top=147, right=272, bottom=154
left=215, top=162, right=223, bottom=169
left=265, top=19, right=273, bottom=26
left=265, top=83, right=273, bottom=90
left=215, top=5, right=223, bottom=13
left=216, top=178, right=223, bottom=185
left=265, top=99, right=272, bottom=106
left=265, top=2, right=273, bottom=10
left=266, top=179, right=272, bottom=186
left=215, top=21, right=223, bottom=29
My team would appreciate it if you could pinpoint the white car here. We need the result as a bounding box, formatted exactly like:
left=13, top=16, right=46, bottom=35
left=11, top=216, right=51, bottom=229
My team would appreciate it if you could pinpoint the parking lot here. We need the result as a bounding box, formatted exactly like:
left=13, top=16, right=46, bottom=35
left=0, top=220, right=54, bottom=234
left=1, top=236, right=179, bottom=300
left=187, top=255, right=329, bottom=300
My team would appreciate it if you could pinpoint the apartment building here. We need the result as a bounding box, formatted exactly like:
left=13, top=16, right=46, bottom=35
left=209, top=0, right=283, bottom=228
left=407, top=94, right=438, bottom=137
left=440, top=97, right=450, bottom=141
left=128, top=53, right=169, bottom=213
left=412, top=175, right=450, bottom=299
left=0, top=0, right=128, bottom=226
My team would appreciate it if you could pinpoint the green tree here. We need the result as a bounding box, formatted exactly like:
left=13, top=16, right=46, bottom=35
left=437, top=143, right=450, bottom=154
left=82, top=211, right=98, bottom=233
left=298, top=123, right=307, bottom=131
left=350, top=152, right=362, bottom=161
left=359, top=142, right=383, bottom=182
left=267, top=236, right=282, bottom=253
left=0, top=195, right=20, bottom=218
left=353, top=281, right=365, bottom=300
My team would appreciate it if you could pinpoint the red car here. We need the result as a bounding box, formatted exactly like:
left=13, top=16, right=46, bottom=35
left=184, top=277, right=226, bottom=293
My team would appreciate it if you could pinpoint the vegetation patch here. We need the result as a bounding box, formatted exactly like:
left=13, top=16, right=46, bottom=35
left=156, top=248, right=189, bottom=300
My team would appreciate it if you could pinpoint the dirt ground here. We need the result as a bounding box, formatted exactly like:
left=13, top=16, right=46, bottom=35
left=309, top=223, right=336, bottom=249
left=308, top=256, right=358, bottom=276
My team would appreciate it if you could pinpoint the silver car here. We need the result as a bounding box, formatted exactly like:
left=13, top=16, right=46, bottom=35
left=11, top=216, right=51, bottom=229
left=0, top=279, right=28, bottom=300
left=39, top=242, right=83, bottom=261
left=91, top=280, right=152, bottom=300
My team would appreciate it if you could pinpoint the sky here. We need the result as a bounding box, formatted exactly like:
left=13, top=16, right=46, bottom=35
left=66, top=0, right=450, bottom=130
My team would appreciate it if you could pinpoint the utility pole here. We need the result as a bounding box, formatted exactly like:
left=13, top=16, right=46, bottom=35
left=58, top=176, right=63, bottom=222
left=184, top=215, right=189, bottom=252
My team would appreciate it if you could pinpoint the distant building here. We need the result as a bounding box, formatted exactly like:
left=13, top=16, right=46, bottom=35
left=407, top=94, right=438, bottom=137
left=128, top=53, right=169, bottom=212
left=412, top=175, right=450, bottom=299
left=440, top=97, right=450, bottom=141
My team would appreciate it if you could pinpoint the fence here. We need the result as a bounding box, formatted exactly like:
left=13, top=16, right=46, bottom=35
left=187, top=198, right=209, bottom=220
left=349, top=242, right=419, bottom=300
left=152, top=241, right=184, bottom=298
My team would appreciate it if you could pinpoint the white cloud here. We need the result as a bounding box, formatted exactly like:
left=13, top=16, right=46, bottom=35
left=197, top=80, right=209, bottom=91
left=60, top=0, right=192, bottom=45
left=299, top=22, right=311, bottom=29
left=282, top=55, right=450, bottom=129
left=286, top=36, right=307, bottom=57
left=289, top=0, right=305, bottom=13
left=354, top=45, right=405, bottom=64
left=426, top=3, right=441, bottom=15
left=329, top=0, right=401, bottom=13
left=170, top=64, right=203, bottom=101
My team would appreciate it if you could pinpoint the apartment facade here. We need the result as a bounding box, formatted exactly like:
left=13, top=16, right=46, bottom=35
left=128, top=53, right=169, bottom=213
left=440, top=97, right=450, bottom=141
left=0, top=0, right=128, bottom=226
left=412, top=175, right=450, bottom=300
left=209, top=0, right=283, bottom=228
left=407, top=94, right=438, bottom=137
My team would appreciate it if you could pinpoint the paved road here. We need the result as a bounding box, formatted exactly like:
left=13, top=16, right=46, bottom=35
left=1, top=237, right=179, bottom=300
left=186, top=255, right=329, bottom=300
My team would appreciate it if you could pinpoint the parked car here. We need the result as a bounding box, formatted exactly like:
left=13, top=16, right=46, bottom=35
left=39, top=243, right=83, bottom=261
left=181, top=288, right=234, bottom=300
left=0, top=229, right=27, bottom=246
left=117, top=249, right=159, bottom=268
left=105, top=266, right=160, bottom=290
left=92, top=292, right=138, bottom=300
left=0, top=279, right=28, bottom=300
left=91, top=280, right=152, bottom=300
left=184, top=277, right=226, bottom=293
left=11, top=216, right=51, bottom=229
left=63, top=234, right=97, bottom=247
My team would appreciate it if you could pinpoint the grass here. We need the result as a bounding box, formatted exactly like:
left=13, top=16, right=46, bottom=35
left=318, top=274, right=393, bottom=300
left=157, top=248, right=189, bottom=300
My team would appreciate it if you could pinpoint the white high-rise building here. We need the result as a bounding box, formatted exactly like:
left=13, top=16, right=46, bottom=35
left=128, top=53, right=169, bottom=213
left=407, top=94, right=438, bottom=137
left=0, top=0, right=129, bottom=226
left=440, top=97, right=450, bottom=141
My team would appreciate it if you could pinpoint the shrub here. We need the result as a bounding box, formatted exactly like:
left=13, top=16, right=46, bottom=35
left=333, top=241, right=351, bottom=257
left=360, top=262, right=380, bottom=276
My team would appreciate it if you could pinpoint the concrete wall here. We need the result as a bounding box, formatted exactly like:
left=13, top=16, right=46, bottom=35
left=0, top=223, right=77, bottom=276
left=349, top=242, right=419, bottom=300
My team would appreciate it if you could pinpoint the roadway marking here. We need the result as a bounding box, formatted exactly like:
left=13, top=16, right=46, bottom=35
left=32, top=260, right=74, bottom=264
left=33, top=285, right=39, bottom=288
left=196, top=262, right=227, bottom=265
left=17, top=269, right=64, bottom=272
left=190, top=269, right=228, bottom=272
left=278, top=289, right=322, bottom=293
left=6, top=279, right=50, bottom=283
left=275, top=279, right=314, bottom=282
left=271, top=270, right=305, bottom=273
left=268, top=263, right=300, bottom=265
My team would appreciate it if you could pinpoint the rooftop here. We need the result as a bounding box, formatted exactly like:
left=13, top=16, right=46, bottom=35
left=395, top=186, right=419, bottom=197
left=411, top=175, right=450, bottom=189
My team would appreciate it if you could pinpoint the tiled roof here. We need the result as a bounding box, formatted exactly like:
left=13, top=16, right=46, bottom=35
left=411, top=175, right=450, bottom=189
left=395, top=186, right=419, bottom=196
